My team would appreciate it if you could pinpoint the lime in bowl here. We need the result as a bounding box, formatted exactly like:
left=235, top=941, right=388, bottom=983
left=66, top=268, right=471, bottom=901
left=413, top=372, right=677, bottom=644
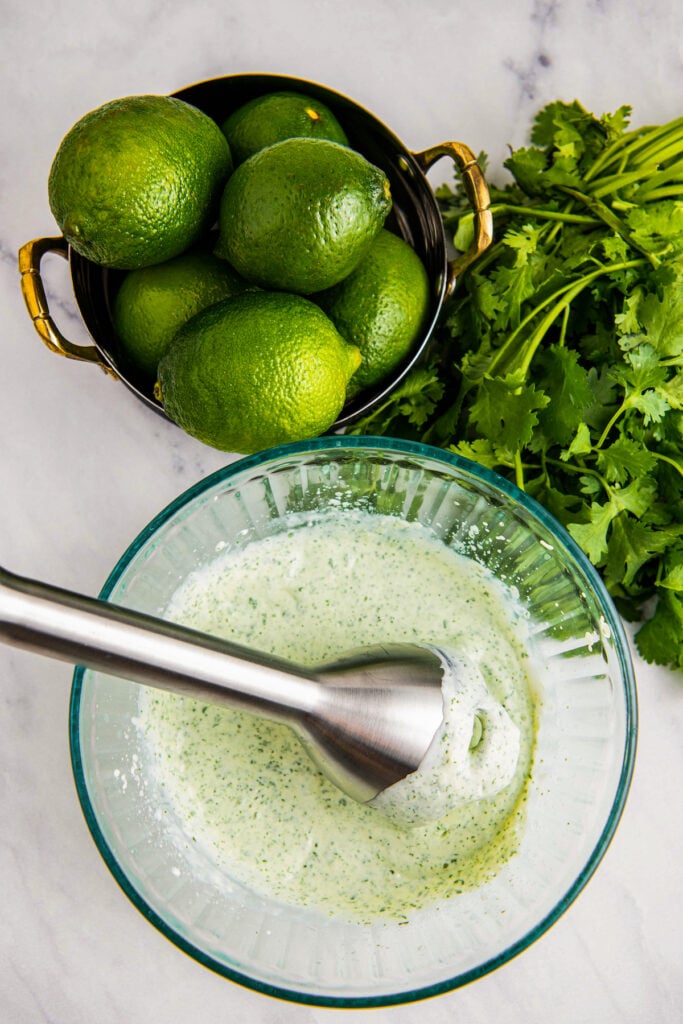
left=70, top=437, right=636, bottom=1007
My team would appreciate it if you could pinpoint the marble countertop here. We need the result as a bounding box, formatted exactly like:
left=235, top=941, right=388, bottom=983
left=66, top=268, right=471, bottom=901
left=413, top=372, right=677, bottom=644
left=2, top=1, right=682, bottom=1020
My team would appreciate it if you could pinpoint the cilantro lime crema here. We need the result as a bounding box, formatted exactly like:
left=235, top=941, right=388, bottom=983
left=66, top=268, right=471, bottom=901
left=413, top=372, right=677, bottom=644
left=137, top=509, right=540, bottom=923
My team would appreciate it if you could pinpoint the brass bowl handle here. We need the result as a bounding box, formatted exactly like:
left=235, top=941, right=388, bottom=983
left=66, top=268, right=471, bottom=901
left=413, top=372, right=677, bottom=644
left=18, top=237, right=116, bottom=374
left=413, top=142, right=493, bottom=296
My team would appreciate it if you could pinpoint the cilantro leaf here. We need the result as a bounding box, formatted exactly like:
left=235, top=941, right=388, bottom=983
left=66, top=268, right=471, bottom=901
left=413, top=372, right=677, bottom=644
left=596, top=436, right=658, bottom=484
left=659, top=548, right=683, bottom=591
left=606, top=514, right=678, bottom=589
left=348, top=366, right=443, bottom=438
left=612, top=477, right=658, bottom=517
left=534, top=346, right=594, bottom=447
left=468, top=375, right=550, bottom=450
left=658, top=374, right=683, bottom=411
left=636, top=590, right=683, bottom=668
left=610, top=345, right=673, bottom=426
left=561, top=421, right=592, bottom=460
left=503, top=146, right=549, bottom=196
left=448, top=438, right=507, bottom=471
left=568, top=501, right=615, bottom=564
left=639, top=280, right=683, bottom=358
left=488, top=225, right=547, bottom=329
left=626, top=201, right=683, bottom=258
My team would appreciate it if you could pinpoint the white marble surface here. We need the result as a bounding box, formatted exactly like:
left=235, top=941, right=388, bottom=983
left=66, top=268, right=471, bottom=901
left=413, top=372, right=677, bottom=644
left=1, top=1, right=682, bottom=1020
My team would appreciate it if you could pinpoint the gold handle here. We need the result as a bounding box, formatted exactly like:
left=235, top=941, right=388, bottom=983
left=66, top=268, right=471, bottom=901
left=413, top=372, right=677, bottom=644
left=413, top=141, right=493, bottom=296
left=18, top=237, right=116, bottom=373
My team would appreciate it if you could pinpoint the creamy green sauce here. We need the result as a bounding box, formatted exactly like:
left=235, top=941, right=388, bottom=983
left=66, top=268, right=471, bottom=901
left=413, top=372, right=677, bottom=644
left=371, top=649, right=522, bottom=826
left=137, top=509, right=539, bottom=924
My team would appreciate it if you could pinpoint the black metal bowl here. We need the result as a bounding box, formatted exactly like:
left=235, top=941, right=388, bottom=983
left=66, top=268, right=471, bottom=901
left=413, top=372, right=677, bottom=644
left=19, top=73, right=491, bottom=432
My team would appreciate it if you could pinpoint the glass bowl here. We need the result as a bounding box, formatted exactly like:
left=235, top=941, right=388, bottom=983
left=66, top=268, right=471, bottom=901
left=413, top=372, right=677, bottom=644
left=70, top=437, right=636, bottom=1006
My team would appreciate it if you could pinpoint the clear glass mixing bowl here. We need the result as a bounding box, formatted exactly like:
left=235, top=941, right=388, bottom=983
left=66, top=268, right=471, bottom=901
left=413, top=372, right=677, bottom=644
left=70, top=437, right=636, bottom=1006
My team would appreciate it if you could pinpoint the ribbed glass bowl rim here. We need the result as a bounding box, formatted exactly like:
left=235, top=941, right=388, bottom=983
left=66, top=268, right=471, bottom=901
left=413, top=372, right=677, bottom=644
left=69, top=435, right=638, bottom=1008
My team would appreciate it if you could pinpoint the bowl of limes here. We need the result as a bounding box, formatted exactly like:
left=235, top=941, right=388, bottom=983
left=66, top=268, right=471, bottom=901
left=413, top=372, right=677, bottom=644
left=19, top=73, right=492, bottom=454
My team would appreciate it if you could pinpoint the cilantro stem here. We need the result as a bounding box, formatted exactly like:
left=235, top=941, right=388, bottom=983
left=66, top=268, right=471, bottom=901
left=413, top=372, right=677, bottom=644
left=637, top=185, right=683, bottom=201
left=460, top=236, right=506, bottom=276
left=543, top=456, right=610, bottom=489
left=587, top=157, right=683, bottom=200
left=516, top=297, right=571, bottom=377
left=632, top=162, right=683, bottom=200
left=557, top=303, right=570, bottom=347
left=650, top=451, right=683, bottom=478
left=514, top=450, right=526, bottom=490
left=484, top=281, right=573, bottom=376
left=441, top=203, right=596, bottom=276
left=627, top=121, right=683, bottom=168
left=596, top=400, right=630, bottom=449
left=589, top=166, right=666, bottom=198
left=457, top=204, right=596, bottom=226
left=584, top=117, right=683, bottom=182
left=489, top=258, right=645, bottom=379
left=543, top=217, right=565, bottom=250
left=583, top=135, right=640, bottom=182
left=558, top=187, right=659, bottom=265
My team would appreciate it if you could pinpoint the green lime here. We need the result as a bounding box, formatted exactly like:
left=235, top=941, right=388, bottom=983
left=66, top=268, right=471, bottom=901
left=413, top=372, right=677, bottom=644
left=48, top=95, right=232, bottom=269
left=315, top=229, right=430, bottom=395
left=221, top=90, right=349, bottom=165
left=112, top=249, right=250, bottom=378
left=156, top=291, right=361, bottom=453
left=214, top=137, right=391, bottom=294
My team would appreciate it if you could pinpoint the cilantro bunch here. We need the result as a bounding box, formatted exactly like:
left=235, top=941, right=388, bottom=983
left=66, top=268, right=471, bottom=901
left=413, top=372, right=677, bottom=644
left=353, top=101, right=683, bottom=671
